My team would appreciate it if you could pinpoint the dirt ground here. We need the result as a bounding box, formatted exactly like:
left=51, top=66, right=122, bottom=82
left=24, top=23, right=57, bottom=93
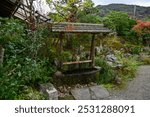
left=107, top=65, right=150, bottom=100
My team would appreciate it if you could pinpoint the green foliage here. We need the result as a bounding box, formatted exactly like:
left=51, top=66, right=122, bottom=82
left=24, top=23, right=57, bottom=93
left=0, top=57, right=53, bottom=99
left=141, top=56, right=150, bottom=65
left=0, top=18, right=55, bottom=99
left=130, top=46, right=142, bottom=54
left=0, top=64, right=24, bottom=99
left=103, top=37, right=124, bottom=50
left=143, top=57, right=150, bottom=64
left=103, top=11, right=136, bottom=36
left=124, top=43, right=142, bottom=54
left=95, top=36, right=140, bottom=85
left=77, top=2, right=101, bottom=23
left=144, top=16, right=150, bottom=21
left=115, top=51, right=139, bottom=80
left=18, top=87, right=46, bottom=100
left=78, top=12, right=101, bottom=23
left=95, top=57, right=115, bottom=84
left=0, top=18, right=25, bottom=46
left=47, top=0, right=96, bottom=22
left=60, top=51, right=72, bottom=62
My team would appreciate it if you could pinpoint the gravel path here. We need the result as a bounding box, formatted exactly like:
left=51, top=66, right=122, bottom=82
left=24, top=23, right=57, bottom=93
left=108, top=65, right=150, bottom=100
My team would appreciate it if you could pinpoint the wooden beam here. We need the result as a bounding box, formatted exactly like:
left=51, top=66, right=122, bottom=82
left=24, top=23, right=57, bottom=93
left=11, top=0, right=21, bottom=17
left=15, top=3, right=49, bottom=22
left=63, top=60, right=92, bottom=65
left=59, top=33, right=64, bottom=70
left=90, top=34, right=95, bottom=67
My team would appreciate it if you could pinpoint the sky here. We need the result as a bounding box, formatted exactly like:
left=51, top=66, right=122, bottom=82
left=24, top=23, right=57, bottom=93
left=33, top=0, right=150, bottom=15
left=92, top=0, right=150, bottom=7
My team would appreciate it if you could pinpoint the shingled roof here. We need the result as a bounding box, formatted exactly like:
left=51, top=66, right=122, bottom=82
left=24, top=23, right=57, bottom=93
left=51, top=22, right=111, bottom=33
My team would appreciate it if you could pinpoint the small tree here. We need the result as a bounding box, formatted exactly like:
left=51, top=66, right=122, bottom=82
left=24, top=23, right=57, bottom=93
left=77, top=2, right=101, bottom=23
left=46, top=0, right=95, bottom=22
left=103, top=11, right=136, bottom=36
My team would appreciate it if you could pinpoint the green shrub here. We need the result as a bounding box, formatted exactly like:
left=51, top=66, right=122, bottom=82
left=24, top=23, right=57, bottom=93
left=17, top=87, right=46, bottom=100
left=0, top=18, right=25, bottom=46
left=116, top=52, right=139, bottom=80
left=103, top=37, right=124, bottom=50
left=95, top=57, right=115, bottom=84
left=0, top=18, right=54, bottom=99
left=142, top=56, right=150, bottom=65
left=130, top=46, right=142, bottom=55
left=103, top=11, right=136, bottom=36
left=61, top=51, right=72, bottom=62
left=0, top=57, right=53, bottom=99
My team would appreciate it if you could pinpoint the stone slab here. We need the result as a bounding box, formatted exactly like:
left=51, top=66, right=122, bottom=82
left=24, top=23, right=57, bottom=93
left=40, top=83, right=58, bottom=100
left=71, top=87, right=91, bottom=100
left=89, top=85, right=109, bottom=99
left=71, top=85, right=109, bottom=100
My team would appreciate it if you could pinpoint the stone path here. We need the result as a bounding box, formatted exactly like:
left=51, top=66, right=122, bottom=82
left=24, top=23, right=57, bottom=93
left=71, top=65, right=150, bottom=100
left=108, top=65, right=150, bottom=100
left=71, top=85, right=109, bottom=100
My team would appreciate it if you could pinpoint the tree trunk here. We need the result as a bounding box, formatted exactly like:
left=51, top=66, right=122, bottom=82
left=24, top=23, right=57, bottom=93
left=0, top=45, right=5, bottom=66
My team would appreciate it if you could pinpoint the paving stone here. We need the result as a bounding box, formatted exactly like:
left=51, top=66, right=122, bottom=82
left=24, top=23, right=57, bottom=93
left=71, top=87, right=91, bottom=100
left=89, top=85, right=110, bottom=99
left=71, top=85, right=109, bottom=100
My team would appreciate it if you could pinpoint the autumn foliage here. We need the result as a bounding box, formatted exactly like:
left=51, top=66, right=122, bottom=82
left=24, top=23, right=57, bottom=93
left=133, top=20, right=150, bottom=35
left=132, top=20, right=150, bottom=45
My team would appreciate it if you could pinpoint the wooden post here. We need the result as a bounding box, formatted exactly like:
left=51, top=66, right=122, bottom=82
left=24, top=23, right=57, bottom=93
left=0, top=45, right=4, bottom=66
left=90, top=34, right=95, bottom=67
left=59, top=33, right=63, bottom=70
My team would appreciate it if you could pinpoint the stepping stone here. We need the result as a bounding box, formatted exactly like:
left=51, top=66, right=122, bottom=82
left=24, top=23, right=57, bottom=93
left=89, top=86, right=110, bottom=99
left=71, top=85, right=110, bottom=100
left=71, top=87, right=91, bottom=100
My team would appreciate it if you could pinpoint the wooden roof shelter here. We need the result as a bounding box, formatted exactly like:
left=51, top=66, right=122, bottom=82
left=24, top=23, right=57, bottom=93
left=51, top=22, right=111, bottom=69
left=0, top=1, right=111, bottom=70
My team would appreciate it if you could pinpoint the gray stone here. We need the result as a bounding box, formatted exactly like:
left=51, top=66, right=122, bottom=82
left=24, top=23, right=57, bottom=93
left=124, top=53, right=132, bottom=58
left=114, top=77, right=122, bottom=85
left=54, top=71, right=63, bottom=78
left=95, top=46, right=102, bottom=55
left=71, top=87, right=91, bottom=100
left=106, top=54, right=117, bottom=62
left=89, top=86, right=110, bottom=99
left=113, top=64, right=123, bottom=69
left=94, top=66, right=102, bottom=70
left=40, top=83, right=58, bottom=100
left=71, top=85, right=109, bottom=100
